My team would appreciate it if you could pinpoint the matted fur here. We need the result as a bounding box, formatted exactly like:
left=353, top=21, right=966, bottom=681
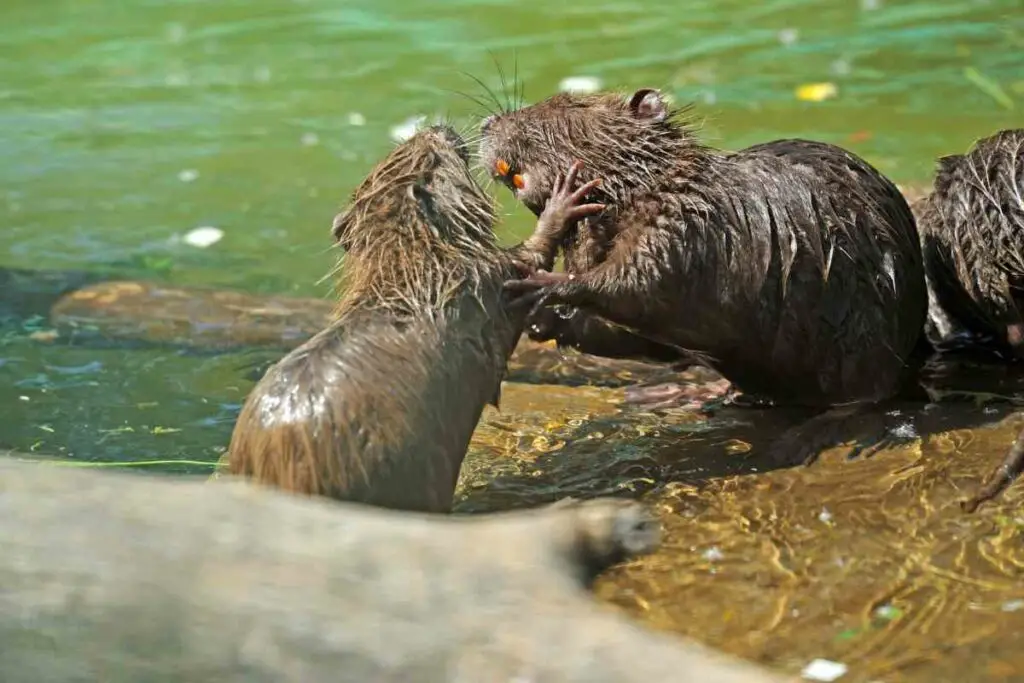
left=918, top=128, right=1024, bottom=355
left=478, top=89, right=928, bottom=407
left=225, top=126, right=523, bottom=513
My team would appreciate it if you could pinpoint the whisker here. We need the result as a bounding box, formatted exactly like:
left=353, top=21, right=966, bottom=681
left=459, top=70, right=504, bottom=115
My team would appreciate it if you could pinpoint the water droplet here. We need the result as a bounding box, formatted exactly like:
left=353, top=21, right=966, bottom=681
left=347, top=112, right=366, bottom=126
left=778, top=28, right=799, bottom=46
left=178, top=169, right=199, bottom=183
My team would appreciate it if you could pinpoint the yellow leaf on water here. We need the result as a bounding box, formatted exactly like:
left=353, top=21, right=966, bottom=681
left=795, top=82, right=838, bottom=102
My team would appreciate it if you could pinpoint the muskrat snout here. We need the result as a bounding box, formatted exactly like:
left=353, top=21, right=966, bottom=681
left=427, top=124, right=470, bottom=164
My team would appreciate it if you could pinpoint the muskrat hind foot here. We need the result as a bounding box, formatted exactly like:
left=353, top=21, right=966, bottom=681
left=768, top=404, right=916, bottom=467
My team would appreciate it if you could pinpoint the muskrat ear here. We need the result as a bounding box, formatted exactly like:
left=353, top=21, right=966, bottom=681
left=628, top=88, right=668, bottom=123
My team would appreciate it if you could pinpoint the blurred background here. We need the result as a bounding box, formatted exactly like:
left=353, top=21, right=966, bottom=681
left=0, top=0, right=1021, bottom=467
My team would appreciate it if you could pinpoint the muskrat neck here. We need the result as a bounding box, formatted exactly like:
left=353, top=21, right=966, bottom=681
left=333, top=232, right=506, bottom=319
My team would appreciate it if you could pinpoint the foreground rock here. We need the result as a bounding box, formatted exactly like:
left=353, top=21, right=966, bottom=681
left=0, top=461, right=788, bottom=683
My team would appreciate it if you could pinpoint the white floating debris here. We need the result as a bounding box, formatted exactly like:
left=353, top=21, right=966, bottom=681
left=183, top=226, right=223, bottom=248
left=166, top=22, right=186, bottom=44
left=1001, top=599, right=1024, bottom=612
left=253, top=65, right=272, bottom=83
left=861, top=0, right=881, bottom=10
left=558, top=75, right=602, bottom=94
left=389, top=115, right=427, bottom=143
left=301, top=132, right=320, bottom=147
left=347, top=112, right=366, bottom=126
left=818, top=507, right=833, bottom=524
left=19, top=395, right=30, bottom=401
left=802, top=659, right=848, bottom=681
left=702, top=546, right=724, bottom=562
left=830, top=59, right=852, bottom=76
left=177, top=169, right=199, bottom=183
left=778, top=28, right=799, bottom=46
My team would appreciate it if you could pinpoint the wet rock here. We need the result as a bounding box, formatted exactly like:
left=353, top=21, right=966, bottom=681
left=0, top=460, right=786, bottom=683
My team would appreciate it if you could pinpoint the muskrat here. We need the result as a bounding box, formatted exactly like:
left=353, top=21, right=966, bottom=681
left=915, top=128, right=1024, bottom=511
left=479, top=88, right=929, bottom=461
left=225, top=125, right=602, bottom=512
left=917, top=128, right=1024, bottom=357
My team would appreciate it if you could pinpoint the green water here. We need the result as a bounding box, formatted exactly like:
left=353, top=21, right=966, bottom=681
left=0, top=0, right=1022, bottom=467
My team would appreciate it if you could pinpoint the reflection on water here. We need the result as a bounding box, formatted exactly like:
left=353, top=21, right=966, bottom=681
left=2, top=0, right=1024, bottom=679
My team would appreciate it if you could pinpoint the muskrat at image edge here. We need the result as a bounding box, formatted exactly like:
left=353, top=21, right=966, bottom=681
left=225, top=125, right=603, bottom=513
left=916, top=128, right=1024, bottom=511
left=478, top=88, right=929, bottom=460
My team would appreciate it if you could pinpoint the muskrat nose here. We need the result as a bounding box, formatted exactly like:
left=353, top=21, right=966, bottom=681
left=429, top=125, right=469, bottom=163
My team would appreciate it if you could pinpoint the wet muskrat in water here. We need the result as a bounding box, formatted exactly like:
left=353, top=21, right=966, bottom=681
left=916, top=128, right=1024, bottom=511
left=225, top=124, right=602, bottom=512
left=479, top=88, right=930, bottom=462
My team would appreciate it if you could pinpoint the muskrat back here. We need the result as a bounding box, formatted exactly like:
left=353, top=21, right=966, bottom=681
left=917, top=128, right=1024, bottom=357
left=479, top=89, right=928, bottom=409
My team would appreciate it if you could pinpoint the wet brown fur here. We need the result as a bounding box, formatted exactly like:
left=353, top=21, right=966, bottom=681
left=918, top=128, right=1024, bottom=356
left=225, top=125, right=526, bottom=513
left=479, top=89, right=928, bottom=409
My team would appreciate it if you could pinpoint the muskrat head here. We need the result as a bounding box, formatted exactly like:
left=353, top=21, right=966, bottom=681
left=477, top=88, right=696, bottom=214
left=331, top=125, right=498, bottom=253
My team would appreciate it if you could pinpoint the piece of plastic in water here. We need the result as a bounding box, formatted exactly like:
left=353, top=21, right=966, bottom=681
left=558, top=76, right=602, bottom=94
left=795, top=83, right=838, bottom=102
left=802, top=659, right=848, bottom=681
left=390, top=115, right=427, bottom=143
left=183, top=226, right=223, bottom=248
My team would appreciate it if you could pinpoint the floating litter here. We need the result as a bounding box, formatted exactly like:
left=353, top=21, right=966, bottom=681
left=818, top=507, right=833, bottom=523
left=390, top=115, right=427, bottom=143
left=795, top=82, right=838, bottom=102
left=178, top=169, right=199, bottom=183
left=778, top=28, right=799, bottom=46
left=301, top=132, right=320, bottom=146
left=558, top=76, right=602, bottom=94
left=183, top=226, right=223, bottom=248
left=702, top=546, right=724, bottom=562
left=1002, top=599, right=1024, bottom=612
left=347, top=112, right=366, bottom=126
left=802, top=659, right=848, bottom=681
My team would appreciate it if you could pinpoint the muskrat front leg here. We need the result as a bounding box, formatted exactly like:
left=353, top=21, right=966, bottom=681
left=507, top=160, right=605, bottom=275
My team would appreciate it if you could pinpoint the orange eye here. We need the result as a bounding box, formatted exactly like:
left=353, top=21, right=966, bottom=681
left=495, top=159, right=510, bottom=176
left=512, top=174, right=525, bottom=189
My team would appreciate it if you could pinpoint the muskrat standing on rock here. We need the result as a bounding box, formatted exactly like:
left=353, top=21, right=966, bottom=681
left=225, top=125, right=603, bottom=512
left=915, top=128, right=1024, bottom=511
left=479, top=88, right=930, bottom=463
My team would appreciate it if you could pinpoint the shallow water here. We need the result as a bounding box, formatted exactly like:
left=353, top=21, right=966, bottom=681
left=2, top=0, right=1024, bottom=679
